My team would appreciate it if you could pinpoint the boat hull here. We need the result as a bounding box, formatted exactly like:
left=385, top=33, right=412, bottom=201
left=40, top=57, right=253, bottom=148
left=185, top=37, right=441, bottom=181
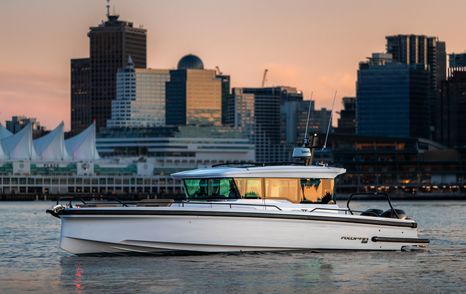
left=58, top=209, right=428, bottom=254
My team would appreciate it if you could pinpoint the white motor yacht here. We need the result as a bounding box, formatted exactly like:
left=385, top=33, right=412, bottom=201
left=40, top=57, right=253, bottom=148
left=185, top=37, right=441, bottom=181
left=47, top=160, right=429, bottom=255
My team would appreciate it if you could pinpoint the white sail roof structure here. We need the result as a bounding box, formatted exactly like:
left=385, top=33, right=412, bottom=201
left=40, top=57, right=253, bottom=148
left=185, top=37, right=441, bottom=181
left=0, top=124, right=13, bottom=139
left=2, top=123, right=38, bottom=160
left=0, top=124, right=9, bottom=160
left=0, top=140, right=7, bottom=161
left=34, top=122, right=70, bottom=161
left=65, top=123, right=100, bottom=161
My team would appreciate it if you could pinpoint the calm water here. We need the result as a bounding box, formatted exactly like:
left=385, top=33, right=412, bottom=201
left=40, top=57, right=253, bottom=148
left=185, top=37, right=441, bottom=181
left=0, top=201, right=465, bottom=293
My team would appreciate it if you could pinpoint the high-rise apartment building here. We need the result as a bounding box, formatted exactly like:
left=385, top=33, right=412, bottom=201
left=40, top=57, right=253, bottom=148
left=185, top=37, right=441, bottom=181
left=107, top=58, right=170, bottom=128
left=439, top=53, right=466, bottom=147
left=71, top=10, right=147, bottom=133
left=70, top=58, right=91, bottom=134
left=230, top=87, right=304, bottom=162
left=386, top=34, right=446, bottom=139
left=166, top=55, right=222, bottom=126
left=356, top=53, right=430, bottom=138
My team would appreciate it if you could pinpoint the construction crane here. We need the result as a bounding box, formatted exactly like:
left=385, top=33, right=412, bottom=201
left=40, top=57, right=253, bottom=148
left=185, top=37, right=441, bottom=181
left=215, top=66, right=222, bottom=76
left=261, top=69, right=268, bottom=88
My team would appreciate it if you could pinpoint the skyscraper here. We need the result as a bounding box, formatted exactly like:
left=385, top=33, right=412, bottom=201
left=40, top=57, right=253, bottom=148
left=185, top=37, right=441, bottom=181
left=439, top=53, right=466, bottom=147
left=231, top=86, right=304, bottom=162
left=386, top=34, right=446, bottom=139
left=70, top=58, right=91, bottom=134
left=107, top=58, right=170, bottom=128
left=71, top=8, right=146, bottom=133
left=356, top=53, right=430, bottom=138
left=165, top=55, right=222, bottom=126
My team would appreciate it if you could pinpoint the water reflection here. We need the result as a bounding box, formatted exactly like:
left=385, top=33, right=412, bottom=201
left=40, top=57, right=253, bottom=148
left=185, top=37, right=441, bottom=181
left=59, top=252, right=335, bottom=293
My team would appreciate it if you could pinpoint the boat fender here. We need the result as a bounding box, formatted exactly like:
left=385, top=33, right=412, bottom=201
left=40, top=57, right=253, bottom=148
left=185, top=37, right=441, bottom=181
left=46, top=204, right=66, bottom=219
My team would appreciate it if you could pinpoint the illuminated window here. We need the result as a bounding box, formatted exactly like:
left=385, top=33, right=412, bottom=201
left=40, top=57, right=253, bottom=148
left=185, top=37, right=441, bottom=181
left=264, top=178, right=300, bottom=203
left=301, top=178, right=334, bottom=203
left=234, top=178, right=263, bottom=199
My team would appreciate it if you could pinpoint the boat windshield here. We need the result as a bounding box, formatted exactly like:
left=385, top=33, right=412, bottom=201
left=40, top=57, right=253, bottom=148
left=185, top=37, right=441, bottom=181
left=184, top=178, right=239, bottom=200
left=183, top=177, right=335, bottom=203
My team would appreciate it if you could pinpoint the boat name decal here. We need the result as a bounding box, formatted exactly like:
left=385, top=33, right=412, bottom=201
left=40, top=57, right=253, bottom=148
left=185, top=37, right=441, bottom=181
left=341, top=236, right=369, bottom=243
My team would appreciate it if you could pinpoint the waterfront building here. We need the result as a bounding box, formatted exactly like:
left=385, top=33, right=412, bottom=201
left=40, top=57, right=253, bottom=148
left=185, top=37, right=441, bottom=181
left=97, top=126, right=255, bottom=173
left=71, top=9, right=147, bottom=133
left=107, top=57, right=170, bottom=128
left=356, top=53, right=430, bottom=139
left=166, top=55, right=222, bottom=126
left=439, top=53, right=466, bottom=148
left=312, top=133, right=465, bottom=195
left=0, top=123, right=254, bottom=198
left=386, top=34, right=446, bottom=140
left=336, top=97, right=356, bottom=135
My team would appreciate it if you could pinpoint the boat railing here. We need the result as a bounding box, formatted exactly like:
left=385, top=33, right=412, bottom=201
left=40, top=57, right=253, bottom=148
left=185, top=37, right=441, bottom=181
left=346, top=192, right=399, bottom=218
left=53, top=196, right=284, bottom=211
left=177, top=201, right=283, bottom=211
left=307, top=207, right=366, bottom=215
left=55, top=195, right=133, bottom=208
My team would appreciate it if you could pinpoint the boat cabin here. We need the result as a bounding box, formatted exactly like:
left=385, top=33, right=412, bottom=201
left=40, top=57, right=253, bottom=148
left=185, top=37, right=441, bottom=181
left=172, top=165, right=346, bottom=204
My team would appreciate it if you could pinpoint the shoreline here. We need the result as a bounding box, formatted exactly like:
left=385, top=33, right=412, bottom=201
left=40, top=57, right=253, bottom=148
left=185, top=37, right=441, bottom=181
left=1, top=194, right=466, bottom=201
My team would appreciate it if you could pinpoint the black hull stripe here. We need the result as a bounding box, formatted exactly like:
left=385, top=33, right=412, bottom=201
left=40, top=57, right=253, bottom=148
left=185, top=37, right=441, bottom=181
left=59, top=209, right=417, bottom=228
left=372, top=236, right=429, bottom=244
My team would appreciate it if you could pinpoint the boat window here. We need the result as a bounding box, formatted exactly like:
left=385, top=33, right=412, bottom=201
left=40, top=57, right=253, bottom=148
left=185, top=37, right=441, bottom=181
left=264, top=178, right=301, bottom=203
left=301, top=178, right=335, bottom=203
left=234, top=178, right=263, bottom=199
left=184, top=178, right=239, bottom=199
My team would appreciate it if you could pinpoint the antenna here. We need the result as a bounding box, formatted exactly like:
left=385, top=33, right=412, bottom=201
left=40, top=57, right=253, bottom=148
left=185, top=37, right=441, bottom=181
left=322, top=91, right=337, bottom=151
left=292, top=91, right=315, bottom=166
left=106, top=0, right=110, bottom=17
left=303, top=91, right=313, bottom=146
left=261, top=69, right=268, bottom=87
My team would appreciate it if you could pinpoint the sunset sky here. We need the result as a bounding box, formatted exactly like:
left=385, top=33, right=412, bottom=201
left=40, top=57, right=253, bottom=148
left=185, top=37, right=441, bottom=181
left=1, top=0, right=466, bottom=130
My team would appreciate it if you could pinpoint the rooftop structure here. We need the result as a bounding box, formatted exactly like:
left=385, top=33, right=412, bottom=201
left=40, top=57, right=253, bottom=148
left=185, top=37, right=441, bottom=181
left=0, top=123, right=99, bottom=163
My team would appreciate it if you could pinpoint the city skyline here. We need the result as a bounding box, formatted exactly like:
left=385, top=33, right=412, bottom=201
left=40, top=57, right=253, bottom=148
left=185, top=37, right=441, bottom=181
left=2, top=0, right=466, bottom=130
